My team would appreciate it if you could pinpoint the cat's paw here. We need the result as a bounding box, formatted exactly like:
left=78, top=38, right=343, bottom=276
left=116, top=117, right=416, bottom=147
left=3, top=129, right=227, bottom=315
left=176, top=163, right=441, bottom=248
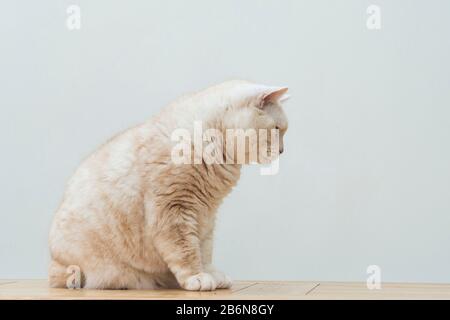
left=204, top=267, right=233, bottom=289
left=182, top=272, right=217, bottom=291
left=211, top=270, right=233, bottom=289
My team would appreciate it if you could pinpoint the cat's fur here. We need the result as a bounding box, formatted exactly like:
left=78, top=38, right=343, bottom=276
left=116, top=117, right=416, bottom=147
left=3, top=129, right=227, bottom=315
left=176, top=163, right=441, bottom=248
left=49, top=80, right=289, bottom=290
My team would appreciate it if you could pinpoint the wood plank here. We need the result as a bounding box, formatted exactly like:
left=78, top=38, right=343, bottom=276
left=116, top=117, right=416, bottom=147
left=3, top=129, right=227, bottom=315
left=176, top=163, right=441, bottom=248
left=234, top=281, right=320, bottom=299
left=1, top=280, right=450, bottom=300
left=306, top=281, right=450, bottom=300
left=0, top=280, right=257, bottom=300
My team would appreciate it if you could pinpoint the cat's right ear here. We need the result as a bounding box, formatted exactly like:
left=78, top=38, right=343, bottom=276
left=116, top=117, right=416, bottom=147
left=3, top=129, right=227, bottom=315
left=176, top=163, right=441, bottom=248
left=257, top=87, right=289, bottom=109
left=279, top=94, right=291, bottom=103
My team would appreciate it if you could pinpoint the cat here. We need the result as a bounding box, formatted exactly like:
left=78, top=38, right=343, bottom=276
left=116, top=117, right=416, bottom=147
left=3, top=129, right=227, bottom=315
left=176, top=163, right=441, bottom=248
left=49, top=80, right=289, bottom=290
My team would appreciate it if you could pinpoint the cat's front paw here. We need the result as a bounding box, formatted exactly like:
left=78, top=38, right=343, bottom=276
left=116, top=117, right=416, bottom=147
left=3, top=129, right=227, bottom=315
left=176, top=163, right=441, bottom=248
left=211, top=270, right=233, bottom=289
left=182, top=272, right=217, bottom=291
left=204, top=267, right=233, bottom=289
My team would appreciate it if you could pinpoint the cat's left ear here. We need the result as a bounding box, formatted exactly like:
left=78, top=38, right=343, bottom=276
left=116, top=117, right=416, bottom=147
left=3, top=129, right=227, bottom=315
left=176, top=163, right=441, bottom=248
left=258, top=87, right=289, bottom=109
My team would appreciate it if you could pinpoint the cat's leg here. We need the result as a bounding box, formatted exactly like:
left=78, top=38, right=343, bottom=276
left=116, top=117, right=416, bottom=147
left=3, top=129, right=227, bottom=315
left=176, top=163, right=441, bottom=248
left=153, top=208, right=217, bottom=291
left=201, top=230, right=233, bottom=289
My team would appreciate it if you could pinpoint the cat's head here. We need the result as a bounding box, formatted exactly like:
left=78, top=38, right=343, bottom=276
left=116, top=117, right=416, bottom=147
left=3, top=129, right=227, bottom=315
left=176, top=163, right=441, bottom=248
left=222, top=82, right=289, bottom=164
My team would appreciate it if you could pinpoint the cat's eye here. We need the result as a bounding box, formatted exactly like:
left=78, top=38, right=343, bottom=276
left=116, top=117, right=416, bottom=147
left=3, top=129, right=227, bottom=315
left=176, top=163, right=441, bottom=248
left=275, top=126, right=279, bottom=130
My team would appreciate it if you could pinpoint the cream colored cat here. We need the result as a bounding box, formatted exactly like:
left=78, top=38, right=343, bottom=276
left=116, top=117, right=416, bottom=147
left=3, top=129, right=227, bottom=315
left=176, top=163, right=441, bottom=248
left=49, top=80, right=289, bottom=290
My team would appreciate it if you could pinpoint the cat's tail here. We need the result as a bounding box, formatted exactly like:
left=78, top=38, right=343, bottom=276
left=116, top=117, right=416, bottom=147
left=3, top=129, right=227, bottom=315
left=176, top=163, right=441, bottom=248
left=49, top=259, right=85, bottom=288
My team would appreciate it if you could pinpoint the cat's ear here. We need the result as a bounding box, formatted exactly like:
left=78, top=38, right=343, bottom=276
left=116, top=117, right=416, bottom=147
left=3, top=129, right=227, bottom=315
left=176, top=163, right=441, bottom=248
left=258, top=87, right=289, bottom=109
left=279, top=94, right=291, bottom=103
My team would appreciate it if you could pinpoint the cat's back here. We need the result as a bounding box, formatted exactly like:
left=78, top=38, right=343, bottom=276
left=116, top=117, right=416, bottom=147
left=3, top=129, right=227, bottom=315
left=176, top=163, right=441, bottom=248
left=157, top=80, right=253, bottom=126
left=52, top=123, right=163, bottom=224
left=52, top=80, right=251, bottom=221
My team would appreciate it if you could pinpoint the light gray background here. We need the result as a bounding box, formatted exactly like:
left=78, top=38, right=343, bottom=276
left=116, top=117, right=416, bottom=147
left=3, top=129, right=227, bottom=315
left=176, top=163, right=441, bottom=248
left=1, top=0, right=449, bottom=283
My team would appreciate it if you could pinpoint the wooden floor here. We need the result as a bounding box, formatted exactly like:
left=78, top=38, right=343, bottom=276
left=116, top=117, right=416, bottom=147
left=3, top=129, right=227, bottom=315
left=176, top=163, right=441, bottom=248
left=1, top=280, right=450, bottom=300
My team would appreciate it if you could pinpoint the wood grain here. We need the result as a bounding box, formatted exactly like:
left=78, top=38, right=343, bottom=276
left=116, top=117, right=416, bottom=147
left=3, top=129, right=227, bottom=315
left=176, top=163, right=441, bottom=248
left=0, top=280, right=449, bottom=300
left=305, top=281, right=450, bottom=300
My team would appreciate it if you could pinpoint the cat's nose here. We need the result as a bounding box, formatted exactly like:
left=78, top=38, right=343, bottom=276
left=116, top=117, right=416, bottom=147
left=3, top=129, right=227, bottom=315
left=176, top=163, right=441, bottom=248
left=279, top=147, right=284, bottom=154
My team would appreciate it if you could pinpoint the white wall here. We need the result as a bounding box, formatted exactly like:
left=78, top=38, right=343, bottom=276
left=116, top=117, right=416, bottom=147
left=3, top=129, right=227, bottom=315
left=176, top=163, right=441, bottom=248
left=1, top=0, right=450, bottom=283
